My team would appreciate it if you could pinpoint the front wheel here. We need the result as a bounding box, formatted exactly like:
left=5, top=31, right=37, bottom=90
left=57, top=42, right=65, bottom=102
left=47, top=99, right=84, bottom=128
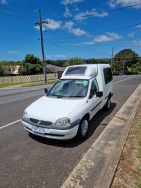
left=103, top=98, right=111, bottom=111
left=76, top=117, right=89, bottom=140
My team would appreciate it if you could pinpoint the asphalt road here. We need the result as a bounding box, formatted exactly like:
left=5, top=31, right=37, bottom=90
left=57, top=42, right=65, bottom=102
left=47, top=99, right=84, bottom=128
left=0, top=75, right=141, bottom=188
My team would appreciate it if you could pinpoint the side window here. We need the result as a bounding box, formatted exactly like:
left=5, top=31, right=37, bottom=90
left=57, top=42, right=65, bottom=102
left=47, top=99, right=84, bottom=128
left=90, top=79, right=99, bottom=95
left=104, top=68, right=113, bottom=84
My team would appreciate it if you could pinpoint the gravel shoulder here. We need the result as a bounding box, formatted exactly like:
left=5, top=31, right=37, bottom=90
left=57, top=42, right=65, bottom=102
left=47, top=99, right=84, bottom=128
left=111, top=101, right=141, bottom=188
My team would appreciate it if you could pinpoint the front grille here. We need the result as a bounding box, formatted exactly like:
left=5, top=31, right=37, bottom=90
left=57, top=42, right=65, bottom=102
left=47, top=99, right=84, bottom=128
left=30, top=118, right=52, bottom=126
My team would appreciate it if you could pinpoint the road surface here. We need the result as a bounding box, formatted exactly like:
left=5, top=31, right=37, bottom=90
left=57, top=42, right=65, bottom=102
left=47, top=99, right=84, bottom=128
left=0, top=75, right=141, bottom=188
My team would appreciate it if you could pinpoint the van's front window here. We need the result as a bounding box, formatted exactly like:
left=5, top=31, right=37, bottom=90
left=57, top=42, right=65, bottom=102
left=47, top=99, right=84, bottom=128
left=47, top=79, right=89, bottom=97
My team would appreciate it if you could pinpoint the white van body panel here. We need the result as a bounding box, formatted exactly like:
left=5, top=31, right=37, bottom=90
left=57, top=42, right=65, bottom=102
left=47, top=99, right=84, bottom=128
left=25, top=96, right=84, bottom=123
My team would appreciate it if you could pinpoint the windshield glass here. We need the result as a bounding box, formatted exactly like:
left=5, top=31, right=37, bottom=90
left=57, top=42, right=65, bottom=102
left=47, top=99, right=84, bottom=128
left=47, top=79, right=89, bottom=97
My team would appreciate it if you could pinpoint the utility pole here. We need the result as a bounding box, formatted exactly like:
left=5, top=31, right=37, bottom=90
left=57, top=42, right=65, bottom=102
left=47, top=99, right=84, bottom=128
left=123, top=59, right=125, bottom=74
left=35, top=10, right=49, bottom=83
left=111, top=47, right=114, bottom=70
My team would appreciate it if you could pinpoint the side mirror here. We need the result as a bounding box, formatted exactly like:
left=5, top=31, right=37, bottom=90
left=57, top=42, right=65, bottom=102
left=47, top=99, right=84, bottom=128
left=44, top=88, right=48, bottom=94
left=96, top=91, right=103, bottom=98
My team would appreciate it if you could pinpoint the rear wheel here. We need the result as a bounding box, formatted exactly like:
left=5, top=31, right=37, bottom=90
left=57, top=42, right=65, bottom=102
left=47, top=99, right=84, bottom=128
left=76, top=117, right=89, bottom=140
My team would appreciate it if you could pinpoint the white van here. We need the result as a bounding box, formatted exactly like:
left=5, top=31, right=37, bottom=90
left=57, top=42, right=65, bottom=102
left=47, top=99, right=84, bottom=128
left=21, top=64, right=113, bottom=140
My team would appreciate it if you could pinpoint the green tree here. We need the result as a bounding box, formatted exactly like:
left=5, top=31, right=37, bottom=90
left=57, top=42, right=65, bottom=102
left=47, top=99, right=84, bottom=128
left=0, top=62, right=6, bottom=76
left=55, top=60, right=65, bottom=67
left=87, top=59, right=99, bottom=64
left=66, top=57, right=85, bottom=67
left=0, top=61, right=17, bottom=76
left=112, top=49, right=139, bottom=73
left=45, top=60, right=54, bottom=65
left=19, top=54, right=43, bottom=75
left=130, top=62, right=141, bottom=74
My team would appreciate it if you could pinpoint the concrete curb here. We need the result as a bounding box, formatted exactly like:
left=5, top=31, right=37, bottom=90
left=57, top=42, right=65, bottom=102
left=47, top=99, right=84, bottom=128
left=60, top=84, right=141, bottom=188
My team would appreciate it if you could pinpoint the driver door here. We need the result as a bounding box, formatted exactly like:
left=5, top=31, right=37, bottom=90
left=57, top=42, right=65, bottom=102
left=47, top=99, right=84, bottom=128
left=88, top=78, right=102, bottom=119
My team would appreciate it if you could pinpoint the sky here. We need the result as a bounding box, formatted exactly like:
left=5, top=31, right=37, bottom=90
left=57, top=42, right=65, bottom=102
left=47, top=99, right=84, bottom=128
left=0, top=0, right=141, bottom=61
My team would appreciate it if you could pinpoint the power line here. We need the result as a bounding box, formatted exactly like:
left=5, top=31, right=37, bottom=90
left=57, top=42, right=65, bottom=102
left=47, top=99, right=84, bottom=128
left=0, top=11, right=36, bottom=22
left=0, top=30, right=40, bottom=39
left=0, top=29, right=89, bottom=58
left=45, top=29, right=109, bottom=57
left=43, top=21, right=141, bottom=41
left=0, top=5, right=38, bottom=19
left=48, top=22, right=111, bottom=57
left=44, top=40, right=89, bottom=58
left=53, top=2, right=141, bottom=21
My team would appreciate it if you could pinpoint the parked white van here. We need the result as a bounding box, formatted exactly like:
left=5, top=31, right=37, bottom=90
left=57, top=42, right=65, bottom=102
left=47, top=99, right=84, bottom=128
left=21, top=64, right=113, bottom=140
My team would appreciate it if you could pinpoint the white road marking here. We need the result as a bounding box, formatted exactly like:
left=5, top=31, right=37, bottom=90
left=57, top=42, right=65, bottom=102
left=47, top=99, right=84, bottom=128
left=0, top=76, right=137, bottom=130
left=113, top=76, right=135, bottom=85
left=0, top=119, right=21, bottom=130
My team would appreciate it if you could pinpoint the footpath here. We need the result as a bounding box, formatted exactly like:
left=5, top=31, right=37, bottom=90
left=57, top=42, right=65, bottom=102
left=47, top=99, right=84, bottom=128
left=61, top=84, right=141, bottom=188
left=111, top=101, right=141, bottom=187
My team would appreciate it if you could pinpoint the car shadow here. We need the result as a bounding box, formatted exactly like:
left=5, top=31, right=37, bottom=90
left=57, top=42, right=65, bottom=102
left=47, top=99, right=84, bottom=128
left=29, top=102, right=116, bottom=148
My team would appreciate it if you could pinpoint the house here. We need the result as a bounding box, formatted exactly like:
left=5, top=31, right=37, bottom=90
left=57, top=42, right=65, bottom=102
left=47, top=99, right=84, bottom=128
left=46, top=64, right=66, bottom=73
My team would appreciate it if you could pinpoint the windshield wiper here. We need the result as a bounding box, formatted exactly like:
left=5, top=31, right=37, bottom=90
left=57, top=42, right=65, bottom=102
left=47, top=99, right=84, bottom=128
left=56, top=95, right=65, bottom=98
left=69, top=96, right=83, bottom=97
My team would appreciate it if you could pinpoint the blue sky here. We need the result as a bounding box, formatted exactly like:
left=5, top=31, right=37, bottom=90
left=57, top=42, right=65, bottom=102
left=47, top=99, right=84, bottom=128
left=0, top=0, right=141, bottom=61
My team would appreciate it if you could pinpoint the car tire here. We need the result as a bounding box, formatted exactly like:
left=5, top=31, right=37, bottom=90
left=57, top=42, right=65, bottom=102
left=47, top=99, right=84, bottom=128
left=76, top=116, right=89, bottom=140
left=103, top=97, right=111, bottom=111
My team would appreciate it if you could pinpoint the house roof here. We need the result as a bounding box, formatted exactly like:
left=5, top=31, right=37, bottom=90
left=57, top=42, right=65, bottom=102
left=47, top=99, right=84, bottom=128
left=46, top=64, right=66, bottom=72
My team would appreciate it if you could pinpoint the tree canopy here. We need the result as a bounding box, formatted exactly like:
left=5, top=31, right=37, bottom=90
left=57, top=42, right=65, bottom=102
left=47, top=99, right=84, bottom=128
left=112, top=49, right=139, bottom=73
left=129, top=61, right=141, bottom=74
left=87, top=59, right=99, bottom=64
left=65, top=57, right=85, bottom=67
left=0, top=62, right=5, bottom=76
left=18, top=54, right=43, bottom=75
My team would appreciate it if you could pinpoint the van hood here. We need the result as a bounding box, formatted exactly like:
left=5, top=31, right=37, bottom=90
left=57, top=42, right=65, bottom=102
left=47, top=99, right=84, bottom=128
left=25, top=96, right=84, bottom=123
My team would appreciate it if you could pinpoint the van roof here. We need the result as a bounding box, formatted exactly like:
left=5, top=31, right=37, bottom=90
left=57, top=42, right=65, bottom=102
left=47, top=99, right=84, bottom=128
left=61, top=64, right=111, bottom=80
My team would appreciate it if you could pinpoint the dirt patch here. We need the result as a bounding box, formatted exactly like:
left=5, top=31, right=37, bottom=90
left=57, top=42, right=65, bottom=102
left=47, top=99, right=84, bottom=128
left=111, top=102, right=141, bottom=188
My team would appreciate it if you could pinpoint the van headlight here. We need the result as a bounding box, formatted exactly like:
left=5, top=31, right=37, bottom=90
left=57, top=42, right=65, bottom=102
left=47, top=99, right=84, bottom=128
left=22, top=111, right=29, bottom=120
left=55, top=118, right=71, bottom=126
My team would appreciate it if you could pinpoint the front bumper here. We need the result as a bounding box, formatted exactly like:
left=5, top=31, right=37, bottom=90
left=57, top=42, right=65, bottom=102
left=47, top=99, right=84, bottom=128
left=21, top=120, right=79, bottom=140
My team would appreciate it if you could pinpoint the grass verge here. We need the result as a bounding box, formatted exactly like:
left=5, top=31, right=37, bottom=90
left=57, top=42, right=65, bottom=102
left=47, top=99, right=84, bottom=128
left=111, top=102, right=141, bottom=188
left=0, top=82, right=29, bottom=88
left=136, top=125, right=141, bottom=188
left=22, top=80, right=58, bottom=87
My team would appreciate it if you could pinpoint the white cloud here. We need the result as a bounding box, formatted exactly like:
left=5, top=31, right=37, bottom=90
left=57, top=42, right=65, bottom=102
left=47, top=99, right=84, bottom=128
left=136, top=24, right=141, bottom=28
left=64, top=21, right=75, bottom=30
left=93, top=32, right=123, bottom=42
left=73, top=5, right=79, bottom=11
left=71, top=28, right=87, bottom=36
left=8, top=51, right=19, bottom=54
left=64, top=7, right=72, bottom=17
left=127, top=32, right=135, bottom=38
left=108, top=0, right=141, bottom=8
left=46, top=55, right=67, bottom=58
left=1, top=0, right=7, bottom=4
left=73, top=41, right=94, bottom=45
left=61, top=0, right=84, bottom=5
left=132, top=40, right=141, bottom=46
left=63, top=21, right=87, bottom=36
left=34, top=20, right=62, bottom=30
left=45, top=20, right=62, bottom=30
left=74, top=8, right=108, bottom=21
left=34, top=25, right=46, bottom=31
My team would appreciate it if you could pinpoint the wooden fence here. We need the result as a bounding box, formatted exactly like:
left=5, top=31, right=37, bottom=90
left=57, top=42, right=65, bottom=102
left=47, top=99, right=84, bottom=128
left=0, top=73, right=58, bottom=84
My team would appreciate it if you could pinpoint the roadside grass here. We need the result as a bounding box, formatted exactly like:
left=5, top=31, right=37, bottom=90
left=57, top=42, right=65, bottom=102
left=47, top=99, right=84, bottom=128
left=136, top=122, right=141, bottom=188
left=22, top=80, right=58, bottom=87
left=0, top=82, right=29, bottom=88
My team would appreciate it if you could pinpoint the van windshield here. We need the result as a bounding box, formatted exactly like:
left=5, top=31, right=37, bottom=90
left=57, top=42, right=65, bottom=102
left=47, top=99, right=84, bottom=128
left=47, top=79, right=89, bottom=97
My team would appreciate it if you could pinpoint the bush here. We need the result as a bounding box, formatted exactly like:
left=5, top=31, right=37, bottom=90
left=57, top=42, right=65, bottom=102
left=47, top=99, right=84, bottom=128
left=65, top=57, right=85, bottom=67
